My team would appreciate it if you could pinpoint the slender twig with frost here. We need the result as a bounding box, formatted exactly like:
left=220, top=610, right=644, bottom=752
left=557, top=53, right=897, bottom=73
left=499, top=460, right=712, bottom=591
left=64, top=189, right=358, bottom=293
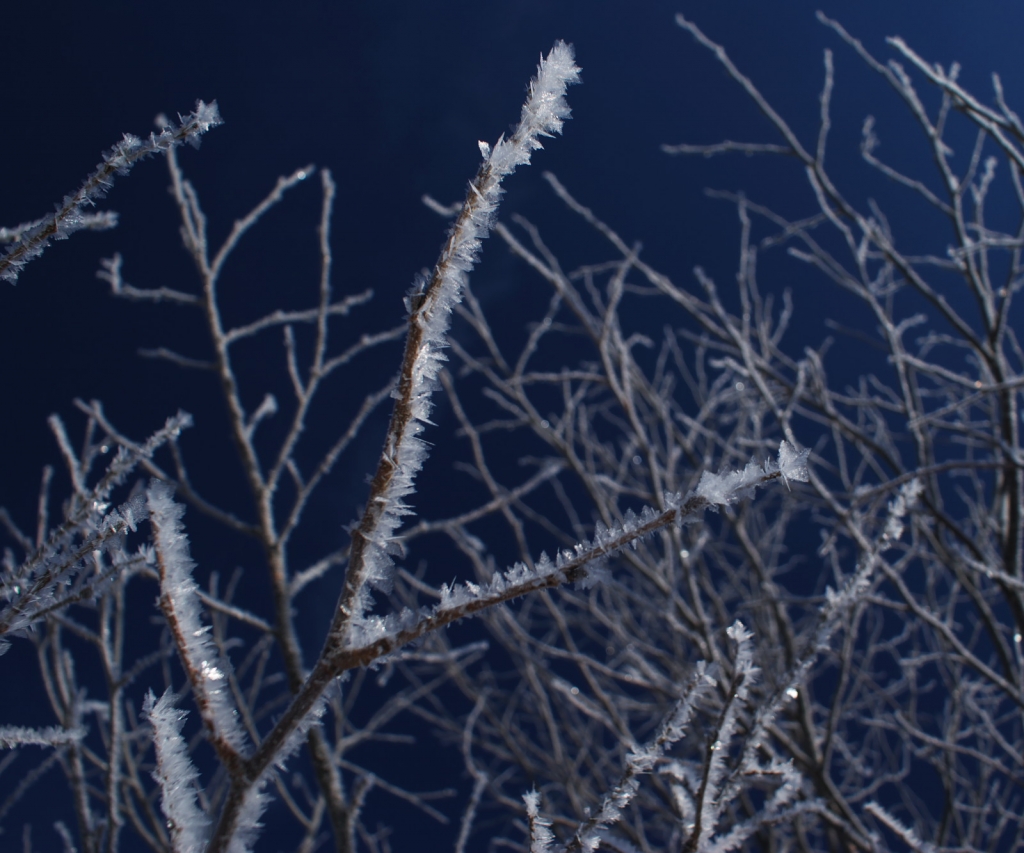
left=0, top=102, right=221, bottom=283
left=326, top=40, right=581, bottom=651
left=143, top=690, right=211, bottom=853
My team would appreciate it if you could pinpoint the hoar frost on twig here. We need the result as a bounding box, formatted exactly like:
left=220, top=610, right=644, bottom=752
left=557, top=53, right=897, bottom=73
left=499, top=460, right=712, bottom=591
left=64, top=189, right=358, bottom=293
left=344, top=441, right=809, bottom=654
left=144, top=690, right=211, bottom=853
left=147, top=481, right=247, bottom=758
left=0, top=102, right=221, bottom=284
left=525, top=617, right=819, bottom=853
left=0, top=725, right=85, bottom=750
left=331, top=41, right=581, bottom=650
left=565, top=662, right=718, bottom=853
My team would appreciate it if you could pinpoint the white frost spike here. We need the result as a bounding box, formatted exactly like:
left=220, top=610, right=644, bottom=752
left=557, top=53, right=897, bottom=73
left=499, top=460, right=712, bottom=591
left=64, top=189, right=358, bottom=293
left=147, top=481, right=246, bottom=751
left=776, top=440, right=809, bottom=488
left=697, top=441, right=809, bottom=506
left=144, top=690, right=210, bottom=853
left=524, top=790, right=555, bottom=853
left=488, top=41, right=581, bottom=178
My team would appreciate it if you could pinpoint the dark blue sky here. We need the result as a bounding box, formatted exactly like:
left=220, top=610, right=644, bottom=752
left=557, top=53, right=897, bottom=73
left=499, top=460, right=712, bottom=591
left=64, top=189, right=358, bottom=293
left=1, top=2, right=1022, bottom=849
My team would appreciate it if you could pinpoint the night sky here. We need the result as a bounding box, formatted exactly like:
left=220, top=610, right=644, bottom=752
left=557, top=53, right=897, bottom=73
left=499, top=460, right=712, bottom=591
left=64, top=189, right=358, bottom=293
left=1, top=1, right=1022, bottom=849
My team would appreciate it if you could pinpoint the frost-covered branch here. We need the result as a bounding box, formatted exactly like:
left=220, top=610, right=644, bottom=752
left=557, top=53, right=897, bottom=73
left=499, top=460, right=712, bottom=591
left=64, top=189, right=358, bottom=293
left=0, top=725, right=84, bottom=750
left=0, top=102, right=221, bottom=284
left=524, top=790, right=557, bottom=853
left=341, top=442, right=808, bottom=656
left=148, top=482, right=247, bottom=764
left=144, top=690, right=211, bottom=853
left=567, top=662, right=717, bottom=853
left=328, top=40, right=581, bottom=650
